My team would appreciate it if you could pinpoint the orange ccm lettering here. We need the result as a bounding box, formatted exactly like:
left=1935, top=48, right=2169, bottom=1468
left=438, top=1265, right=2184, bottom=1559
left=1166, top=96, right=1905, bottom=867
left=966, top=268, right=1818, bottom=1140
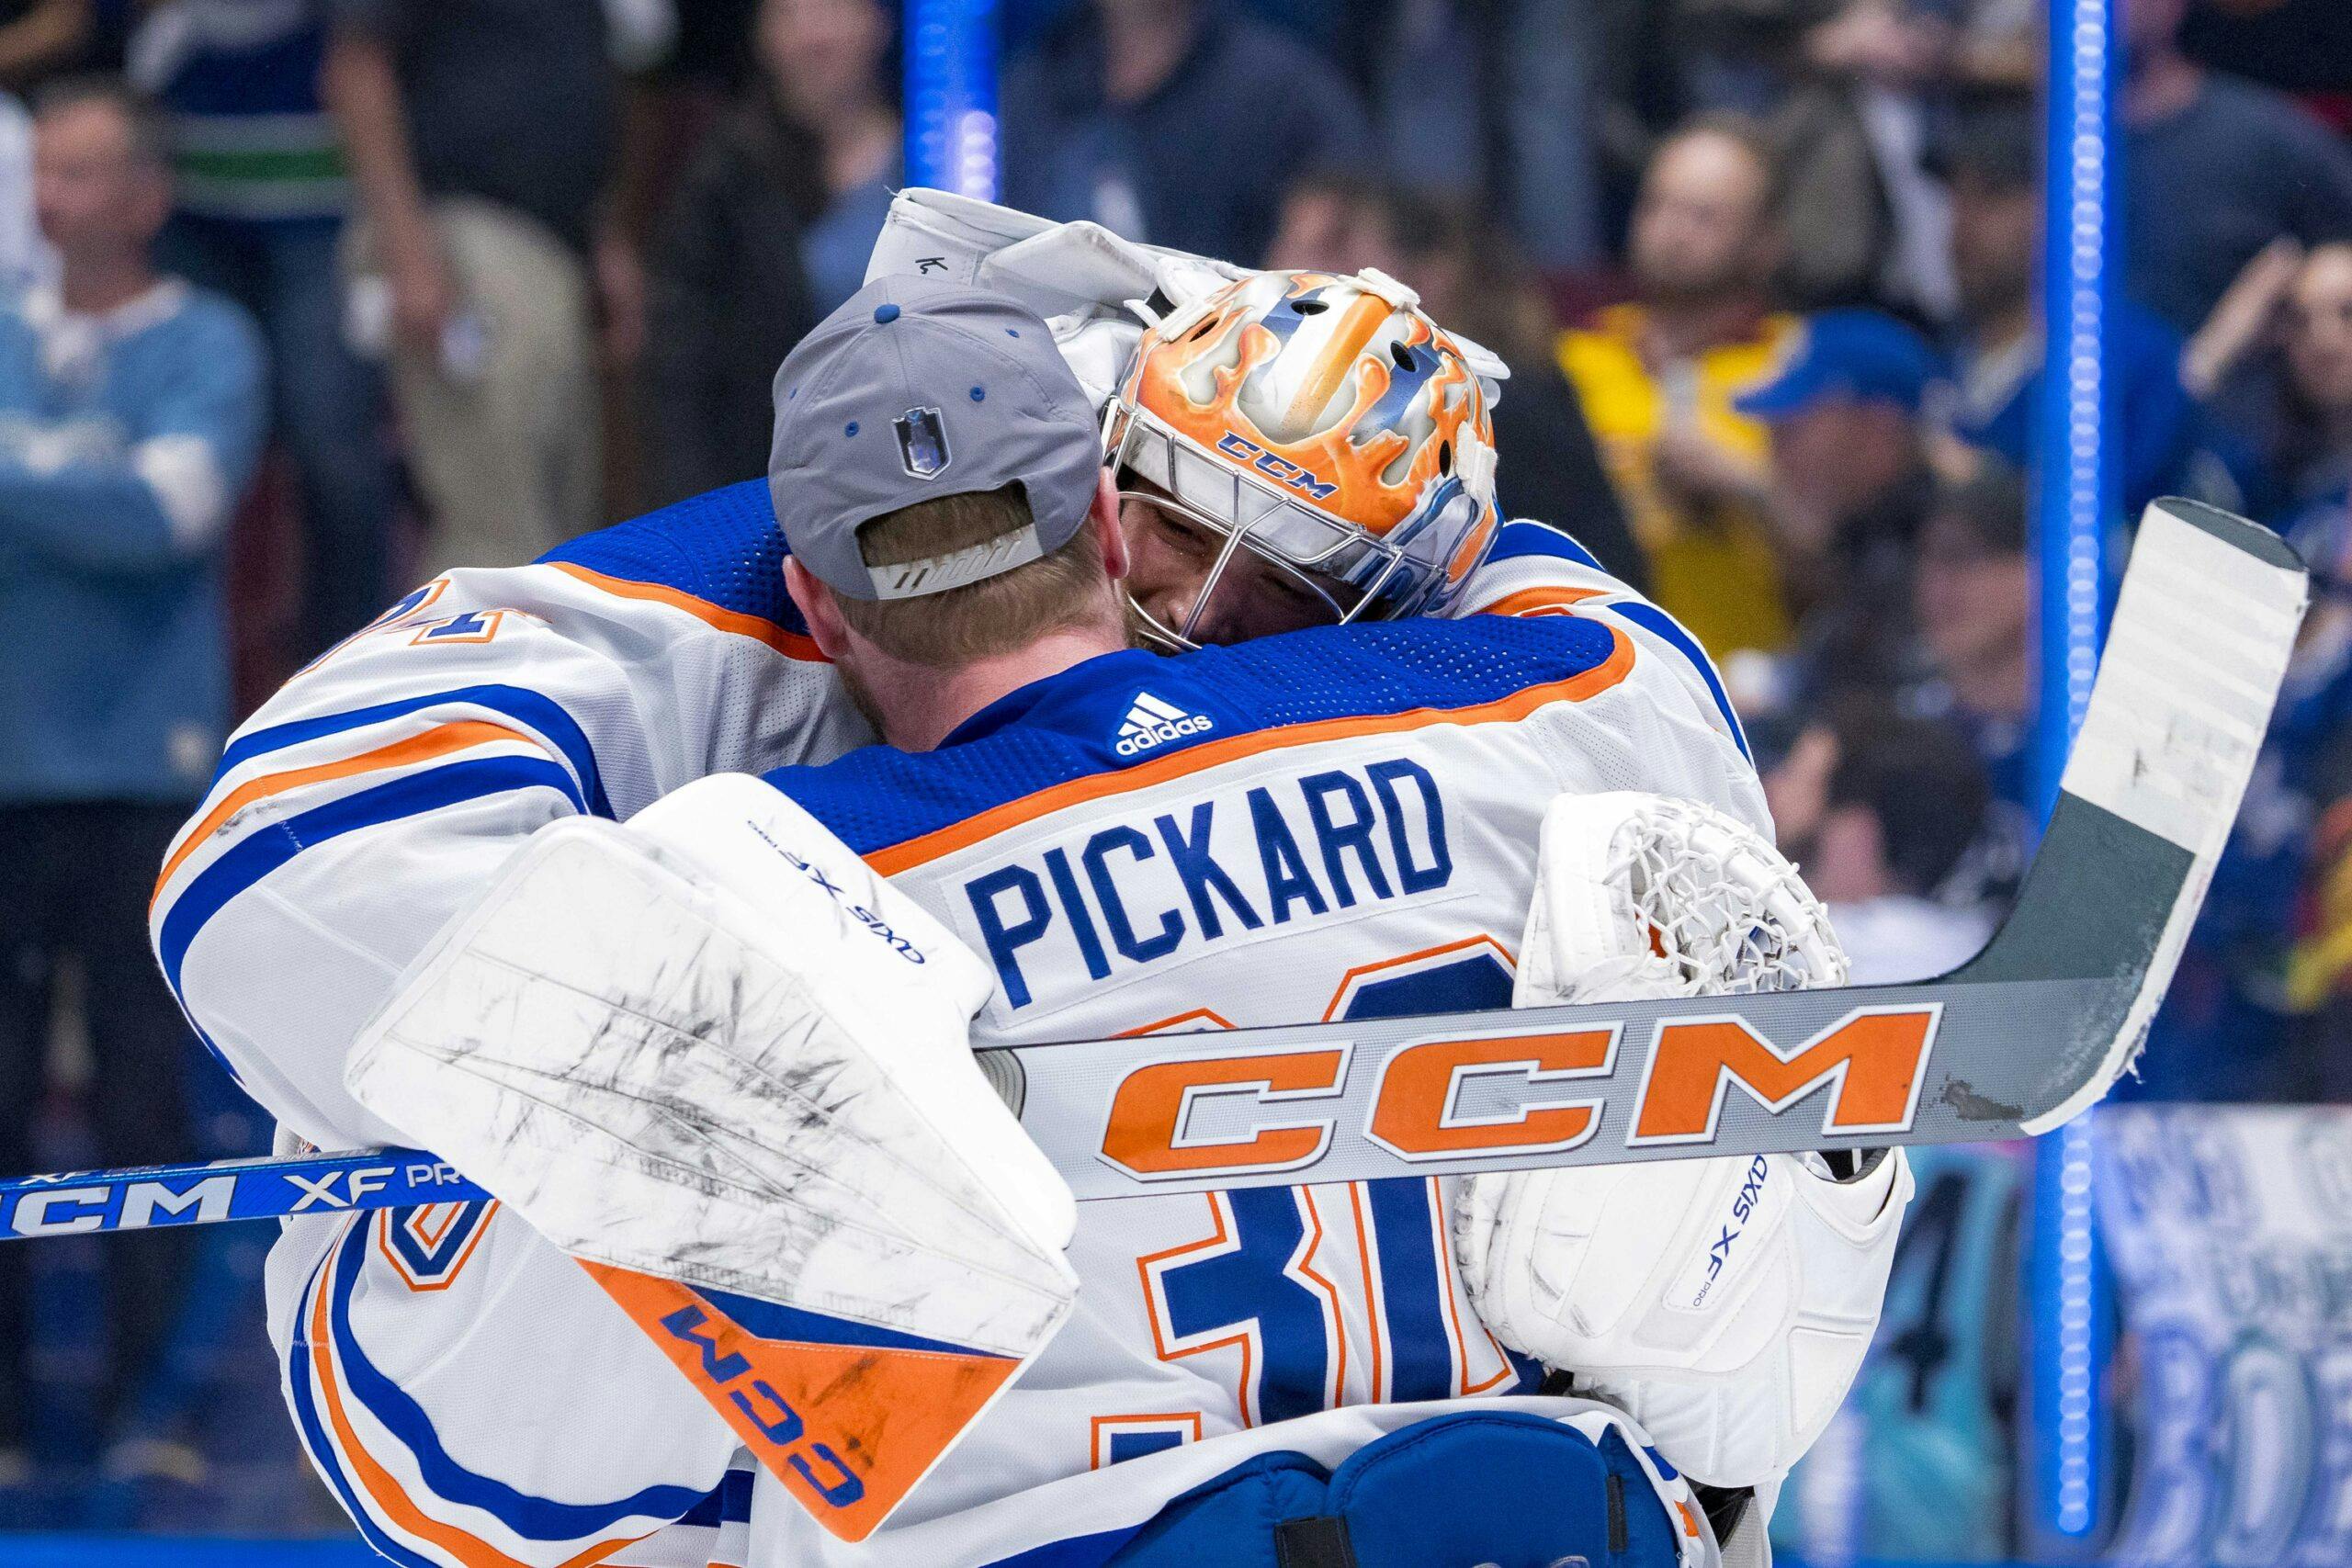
left=1630, top=1006, right=1939, bottom=1145
left=1365, top=1029, right=1620, bottom=1161
left=1101, top=1047, right=1349, bottom=1179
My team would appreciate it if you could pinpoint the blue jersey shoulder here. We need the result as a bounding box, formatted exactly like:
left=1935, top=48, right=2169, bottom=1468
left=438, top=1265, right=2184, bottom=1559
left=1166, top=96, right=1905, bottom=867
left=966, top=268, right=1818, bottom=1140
left=773, top=612, right=1621, bottom=856
left=537, top=480, right=808, bottom=635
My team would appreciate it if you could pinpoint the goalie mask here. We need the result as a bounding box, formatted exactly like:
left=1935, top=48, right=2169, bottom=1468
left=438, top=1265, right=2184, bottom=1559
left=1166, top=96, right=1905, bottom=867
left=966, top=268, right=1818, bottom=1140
left=1107, top=268, right=1502, bottom=649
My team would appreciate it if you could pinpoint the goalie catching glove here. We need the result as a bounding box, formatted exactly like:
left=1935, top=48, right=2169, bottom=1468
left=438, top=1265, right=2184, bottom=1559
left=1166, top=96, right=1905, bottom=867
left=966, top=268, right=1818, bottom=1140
left=1453, top=793, right=1912, bottom=1491
left=345, top=773, right=1078, bottom=1540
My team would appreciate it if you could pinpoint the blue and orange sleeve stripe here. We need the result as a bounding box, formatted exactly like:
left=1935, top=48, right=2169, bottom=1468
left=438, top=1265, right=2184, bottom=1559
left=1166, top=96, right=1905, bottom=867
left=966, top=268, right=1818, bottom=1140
left=153, top=718, right=556, bottom=912
left=288, top=1219, right=707, bottom=1568
left=153, top=694, right=611, bottom=1013
left=203, top=683, right=611, bottom=817
left=1468, top=525, right=1750, bottom=762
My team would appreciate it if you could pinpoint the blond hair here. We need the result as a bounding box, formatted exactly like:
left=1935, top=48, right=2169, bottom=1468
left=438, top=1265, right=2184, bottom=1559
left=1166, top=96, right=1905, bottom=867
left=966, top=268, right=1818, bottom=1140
left=835, top=484, right=1109, bottom=667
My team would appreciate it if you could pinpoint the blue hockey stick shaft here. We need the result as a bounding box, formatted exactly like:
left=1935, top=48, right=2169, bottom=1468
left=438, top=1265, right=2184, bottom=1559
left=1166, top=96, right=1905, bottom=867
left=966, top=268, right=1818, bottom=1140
left=0, top=1147, right=486, bottom=1239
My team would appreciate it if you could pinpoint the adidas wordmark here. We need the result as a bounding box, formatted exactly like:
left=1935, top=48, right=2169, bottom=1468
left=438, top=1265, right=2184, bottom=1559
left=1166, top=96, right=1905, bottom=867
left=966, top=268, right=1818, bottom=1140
left=1114, top=692, right=1214, bottom=757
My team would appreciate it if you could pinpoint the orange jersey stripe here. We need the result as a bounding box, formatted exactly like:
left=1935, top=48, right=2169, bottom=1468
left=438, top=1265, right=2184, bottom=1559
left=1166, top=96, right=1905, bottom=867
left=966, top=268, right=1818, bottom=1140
left=1346, top=1184, right=1386, bottom=1402
left=1433, top=1189, right=1519, bottom=1397
left=546, top=562, right=825, bottom=661
left=1116, top=1008, right=1239, bottom=1037
left=305, top=1236, right=643, bottom=1568
left=868, top=632, right=1634, bottom=876
left=153, top=719, right=549, bottom=911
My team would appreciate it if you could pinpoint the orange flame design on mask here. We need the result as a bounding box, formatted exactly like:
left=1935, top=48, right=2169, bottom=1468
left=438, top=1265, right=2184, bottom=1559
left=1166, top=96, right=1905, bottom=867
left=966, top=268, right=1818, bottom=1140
left=1125, top=280, right=1491, bottom=544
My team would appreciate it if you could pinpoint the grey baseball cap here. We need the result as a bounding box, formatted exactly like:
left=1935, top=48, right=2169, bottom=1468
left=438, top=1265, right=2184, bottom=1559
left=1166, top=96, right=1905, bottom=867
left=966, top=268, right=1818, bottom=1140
left=769, top=274, right=1102, bottom=601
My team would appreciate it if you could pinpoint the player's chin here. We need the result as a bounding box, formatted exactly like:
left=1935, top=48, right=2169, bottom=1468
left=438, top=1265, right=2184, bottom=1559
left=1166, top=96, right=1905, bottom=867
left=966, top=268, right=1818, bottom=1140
left=1123, top=595, right=1189, bottom=656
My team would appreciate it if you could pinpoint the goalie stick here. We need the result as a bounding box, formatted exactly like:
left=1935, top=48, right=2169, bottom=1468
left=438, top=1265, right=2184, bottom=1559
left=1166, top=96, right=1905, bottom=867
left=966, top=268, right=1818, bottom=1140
left=0, top=497, right=2308, bottom=1240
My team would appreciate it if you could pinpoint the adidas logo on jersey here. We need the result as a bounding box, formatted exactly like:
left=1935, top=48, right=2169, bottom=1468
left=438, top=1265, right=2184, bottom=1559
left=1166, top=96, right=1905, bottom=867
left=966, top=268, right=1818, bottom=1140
left=1114, top=693, right=1214, bottom=756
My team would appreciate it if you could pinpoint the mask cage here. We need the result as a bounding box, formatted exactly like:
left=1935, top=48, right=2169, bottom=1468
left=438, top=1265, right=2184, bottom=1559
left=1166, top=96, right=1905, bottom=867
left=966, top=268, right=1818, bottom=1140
left=1107, top=401, right=1442, bottom=649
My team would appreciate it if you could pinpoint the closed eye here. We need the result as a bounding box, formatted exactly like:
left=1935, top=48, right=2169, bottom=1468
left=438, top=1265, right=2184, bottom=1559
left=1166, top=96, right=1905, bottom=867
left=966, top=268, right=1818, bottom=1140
left=1155, top=513, right=1221, bottom=560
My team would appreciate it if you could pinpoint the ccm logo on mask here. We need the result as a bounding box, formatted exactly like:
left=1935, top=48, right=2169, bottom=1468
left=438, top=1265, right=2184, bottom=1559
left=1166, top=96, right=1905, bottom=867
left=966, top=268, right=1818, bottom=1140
left=1216, top=432, right=1340, bottom=501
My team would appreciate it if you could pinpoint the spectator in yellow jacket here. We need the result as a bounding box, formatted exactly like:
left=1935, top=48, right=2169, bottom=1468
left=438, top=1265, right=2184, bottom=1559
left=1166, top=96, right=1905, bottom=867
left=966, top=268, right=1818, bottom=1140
left=1556, top=115, right=1800, bottom=660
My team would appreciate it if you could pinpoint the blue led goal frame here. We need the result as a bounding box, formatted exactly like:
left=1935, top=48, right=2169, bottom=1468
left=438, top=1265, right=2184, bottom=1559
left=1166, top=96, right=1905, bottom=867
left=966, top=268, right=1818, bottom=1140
left=2030, top=0, right=2119, bottom=1551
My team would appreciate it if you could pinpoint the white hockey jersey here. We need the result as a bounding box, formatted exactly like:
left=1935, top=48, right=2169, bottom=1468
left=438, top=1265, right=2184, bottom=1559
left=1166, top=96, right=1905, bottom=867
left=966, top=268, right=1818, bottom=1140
left=152, top=480, right=1759, bottom=1568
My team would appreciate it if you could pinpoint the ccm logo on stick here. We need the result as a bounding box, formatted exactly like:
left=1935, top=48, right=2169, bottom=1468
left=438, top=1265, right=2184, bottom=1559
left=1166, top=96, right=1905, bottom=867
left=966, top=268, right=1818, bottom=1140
left=1100, top=1045, right=1350, bottom=1178
left=1626, top=1006, right=1940, bottom=1145
left=1094, top=1008, right=1939, bottom=1178
left=1363, top=1028, right=1620, bottom=1160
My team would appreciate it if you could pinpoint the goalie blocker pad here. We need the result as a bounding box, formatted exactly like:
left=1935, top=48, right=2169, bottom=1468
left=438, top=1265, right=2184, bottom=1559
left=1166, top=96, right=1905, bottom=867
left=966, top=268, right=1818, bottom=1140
left=345, top=775, right=1079, bottom=1541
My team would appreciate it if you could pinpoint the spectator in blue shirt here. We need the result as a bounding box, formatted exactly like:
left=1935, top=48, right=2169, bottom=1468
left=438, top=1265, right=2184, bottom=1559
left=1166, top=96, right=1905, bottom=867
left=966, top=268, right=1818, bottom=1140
left=1938, top=92, right=2256, bottom=523
left=0, top=77, right=264, bottom=1497
left=999, top=0, right=1374, bottom=265
left=1736, top=306, right=1940, bottom=572
left=1731, top=307, right=1942, bottom=715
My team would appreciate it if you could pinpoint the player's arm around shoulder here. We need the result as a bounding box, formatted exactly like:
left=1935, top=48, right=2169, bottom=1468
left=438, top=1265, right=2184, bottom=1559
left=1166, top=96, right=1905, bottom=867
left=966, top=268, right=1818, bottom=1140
left=1453, top=519, right=1768, bottom=833
left=152, top=575, right=657, bottom=1151
left=160, top=576, right=770, bottom=1563
left=153, top=488, right=860, bottom=1152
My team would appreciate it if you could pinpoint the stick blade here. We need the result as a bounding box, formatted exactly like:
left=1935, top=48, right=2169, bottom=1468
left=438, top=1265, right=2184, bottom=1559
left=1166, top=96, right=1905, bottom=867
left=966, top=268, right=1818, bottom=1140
left=1994, top=498, right=2308, bottom=1130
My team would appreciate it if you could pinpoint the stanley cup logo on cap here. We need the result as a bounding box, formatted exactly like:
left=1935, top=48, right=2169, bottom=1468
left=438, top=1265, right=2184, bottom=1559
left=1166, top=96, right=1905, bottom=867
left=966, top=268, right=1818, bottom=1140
left=895, top=407, right=953, bottom=480
left=771, top=276, right=1099, bottom=601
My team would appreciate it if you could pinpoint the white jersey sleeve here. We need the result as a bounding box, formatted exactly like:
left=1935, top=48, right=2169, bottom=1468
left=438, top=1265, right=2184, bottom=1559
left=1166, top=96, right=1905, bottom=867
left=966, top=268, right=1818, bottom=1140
left=152, top=481, right=869, bottom=1149
left=1453, top=519, right=1755, bottom=785
left=154, top=483, right=866, bottom=1564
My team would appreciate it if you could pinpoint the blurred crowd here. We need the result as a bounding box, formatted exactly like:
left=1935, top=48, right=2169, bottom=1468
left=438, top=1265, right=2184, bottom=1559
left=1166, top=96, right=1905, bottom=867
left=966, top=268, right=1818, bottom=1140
left=1, top=0, right=2350, bottom=1536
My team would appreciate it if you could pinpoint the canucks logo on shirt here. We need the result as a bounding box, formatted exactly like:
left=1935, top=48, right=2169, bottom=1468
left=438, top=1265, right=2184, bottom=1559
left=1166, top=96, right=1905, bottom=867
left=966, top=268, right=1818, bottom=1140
left=1115, top=692, right=1214, bottom=756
